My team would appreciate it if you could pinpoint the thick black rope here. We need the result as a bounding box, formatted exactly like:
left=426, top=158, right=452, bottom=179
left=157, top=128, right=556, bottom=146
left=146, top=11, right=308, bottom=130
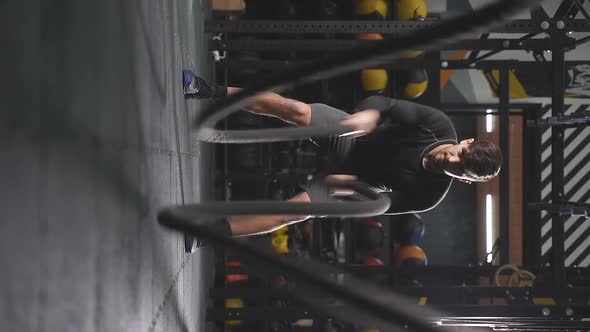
left=194, top=0, right=537, bottom=143
left=159, top=180, right=391, bottom=218
left=159, top=214, right=443, bottom=332
left=194, top=125, right=357, bottom=144
left=160, top=0, right=540, bottom=331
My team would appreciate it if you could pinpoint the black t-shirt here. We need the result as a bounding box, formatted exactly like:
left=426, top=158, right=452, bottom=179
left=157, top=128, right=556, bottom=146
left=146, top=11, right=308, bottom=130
left=342, top=96, right=457, bottom=214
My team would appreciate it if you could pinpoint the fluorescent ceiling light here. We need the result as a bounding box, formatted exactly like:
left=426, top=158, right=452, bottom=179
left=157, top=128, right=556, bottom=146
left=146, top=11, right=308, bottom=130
left=486, top=109, right=493, bottom=133
left=486, top=194, right=493, bottom=263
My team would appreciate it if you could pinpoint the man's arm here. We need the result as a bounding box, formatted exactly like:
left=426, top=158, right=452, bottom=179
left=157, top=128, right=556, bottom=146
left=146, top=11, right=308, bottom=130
left=342, top=96, right=451, bottom=137
left=354, top=96, right=448, bottom=128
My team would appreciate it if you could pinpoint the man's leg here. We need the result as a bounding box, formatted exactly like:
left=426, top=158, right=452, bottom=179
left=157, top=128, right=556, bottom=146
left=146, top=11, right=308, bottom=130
left=227, top=174, right=356, bottom=236
left=162, top=175, right=359, bottom=248
left=226, top=88, right=351, bottom=128
left=165, top=191, right=311, bottom=253
left=180, top=71, right=352, bottom=247
left=183, top=71, right=311, bottom=126
left=226, top=87, right=312, bottom=127
left=184, top=71, right=351, bottom=127
left=228, top=191, right=312, bottom=236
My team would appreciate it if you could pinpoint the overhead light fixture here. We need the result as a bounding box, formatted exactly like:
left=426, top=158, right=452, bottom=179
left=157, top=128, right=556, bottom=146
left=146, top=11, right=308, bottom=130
left=486, top=194, right=493, bottom=263
left=486, top=109, right=493, bottom=133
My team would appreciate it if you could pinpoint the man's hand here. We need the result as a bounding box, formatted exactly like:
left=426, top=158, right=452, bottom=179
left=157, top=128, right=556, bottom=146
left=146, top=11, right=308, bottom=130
left=325, top=175, right=358, bottom=196
left=325, top=174, right=358, bottom=183
left=339, top=109, right=381, bottom=137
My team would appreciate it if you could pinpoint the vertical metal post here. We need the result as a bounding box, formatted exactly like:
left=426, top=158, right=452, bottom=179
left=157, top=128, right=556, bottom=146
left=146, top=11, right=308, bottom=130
left=424, top=51, right=442, bottom=108
left=523, top=105, right=545, bottom=268
left=550, top=36, right=567, bottom=287
left=222, top=39, right=231, bottom=202
left=345, top=220, right=354, bottom=263
left=499, top=67, right=510, bottom=265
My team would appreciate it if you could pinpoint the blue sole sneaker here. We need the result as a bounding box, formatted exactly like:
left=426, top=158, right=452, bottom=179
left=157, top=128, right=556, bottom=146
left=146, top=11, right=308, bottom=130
left=182, top=70, right=216, bottom=99
left=184, top=233, right=206, bottom=253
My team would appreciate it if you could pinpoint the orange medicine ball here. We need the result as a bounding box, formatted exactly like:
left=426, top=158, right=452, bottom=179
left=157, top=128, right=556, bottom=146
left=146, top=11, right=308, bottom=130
left=355, top=33, right=384, bottom=40
left=393, top=245, right=427, bottom=268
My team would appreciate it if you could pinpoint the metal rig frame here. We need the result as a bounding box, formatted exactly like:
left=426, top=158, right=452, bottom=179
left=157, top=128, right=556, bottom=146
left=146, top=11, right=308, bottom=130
left=201, top=1, right=590, bottom=329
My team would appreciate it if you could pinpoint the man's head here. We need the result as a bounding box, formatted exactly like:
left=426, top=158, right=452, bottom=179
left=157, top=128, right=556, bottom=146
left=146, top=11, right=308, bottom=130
left=430, top=138, right=502, bottom=183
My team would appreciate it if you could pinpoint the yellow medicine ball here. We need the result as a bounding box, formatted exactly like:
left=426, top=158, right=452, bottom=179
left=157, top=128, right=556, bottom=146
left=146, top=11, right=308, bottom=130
left=271, top=226, right=289, bottom=253
left=225, top=298, right=245, bottom=326
left=401, top=50, right=423, bottom=59
left=361, top=69, right=388, bottom=92
left=393, top=245, right=427, bottom=268
left=272, top=226, right=288, bottom=236
left=402, top=69, right=428, bottom=99
left=271, top=234, right=289, bottom=254
left=395, top=0, right=427, bottom=20
left=356, top=0, right=388, bottom=19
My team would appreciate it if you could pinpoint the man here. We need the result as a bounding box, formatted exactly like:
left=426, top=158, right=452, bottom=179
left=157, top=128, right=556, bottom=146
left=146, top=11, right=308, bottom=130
left=165, top=70, right=502, bottom=252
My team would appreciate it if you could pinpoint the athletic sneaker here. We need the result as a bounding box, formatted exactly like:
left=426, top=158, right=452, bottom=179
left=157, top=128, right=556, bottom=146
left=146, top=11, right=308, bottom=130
left=182, top=70, right=217, bottom=99
left=158, top=210, right=231, bottom=253
left=185, top=233, right=205, bottom=253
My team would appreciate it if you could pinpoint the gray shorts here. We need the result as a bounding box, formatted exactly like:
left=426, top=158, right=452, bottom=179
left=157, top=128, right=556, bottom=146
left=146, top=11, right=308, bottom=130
left=301, top=103, right=352, bottom=202
left=308, top=103, right=350, bottom=127
left=301, top=99, right=393, bottom=203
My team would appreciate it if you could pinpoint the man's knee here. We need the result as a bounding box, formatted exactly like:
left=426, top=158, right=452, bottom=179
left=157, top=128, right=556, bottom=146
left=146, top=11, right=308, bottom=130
left=281, top=214, right=310, bottom=225
left=280, top=191, right=312, bottom=225
left=286, top=100, right=311, bottom=126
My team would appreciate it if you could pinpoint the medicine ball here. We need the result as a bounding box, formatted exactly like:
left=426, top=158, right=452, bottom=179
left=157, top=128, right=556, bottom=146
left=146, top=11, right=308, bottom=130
left=361, top=69, right=389, bottom=92
left=363, top=256, right=384, bottom=265
left=225, top=298, right=245, bottom=326
left=355, top=33, right=384, bottom=40
left=401, top=50, right=424, bottom=59
left=395, top=0, right=427, bottom=20
left=356, top=0, right=388, bottom=19
left=401, top=69, right=428, bottom=99
left=394, top=245, right=427, bottom=268
left=274, top=226, right=288, bottom=236
left=271, top=234, right=289, bottom=254
left=396, top=213, right=425, bottom=245
left=271, top=226, right=289, bottom=254
left=356, top=219, right=384, bottom=255
left=226, top=261, right=248, bottom=284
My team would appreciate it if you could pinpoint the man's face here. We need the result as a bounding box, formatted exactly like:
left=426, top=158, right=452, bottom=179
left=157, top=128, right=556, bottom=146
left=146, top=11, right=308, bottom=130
left=432, top=138, right=478, bottom=182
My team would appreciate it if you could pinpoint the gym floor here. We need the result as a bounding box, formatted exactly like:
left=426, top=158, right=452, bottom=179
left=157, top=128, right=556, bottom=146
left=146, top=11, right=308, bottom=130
left=1, top=0, right=215, bottom=331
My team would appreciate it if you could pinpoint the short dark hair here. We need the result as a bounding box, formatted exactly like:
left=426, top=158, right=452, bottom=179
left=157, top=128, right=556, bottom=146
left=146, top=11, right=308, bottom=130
left=463, top=141, right=502, bottom=181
